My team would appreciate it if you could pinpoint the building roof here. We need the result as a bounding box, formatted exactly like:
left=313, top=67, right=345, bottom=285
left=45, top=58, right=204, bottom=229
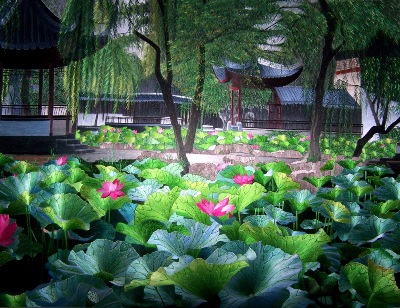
left=275, top=86, right=358, bottom=108
left=212, top=59, right=303, bottom=89
left=80, top=93, right=192, bottom=104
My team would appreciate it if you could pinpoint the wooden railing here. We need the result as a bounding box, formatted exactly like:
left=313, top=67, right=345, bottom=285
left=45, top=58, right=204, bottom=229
left=0, top=104, right=68, bottom=117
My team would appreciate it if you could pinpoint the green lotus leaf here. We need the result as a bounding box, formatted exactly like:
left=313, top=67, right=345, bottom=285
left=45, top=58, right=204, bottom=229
left=257, top=161, right=292, bottom=175
left=5, top=160, right=39, bottom=174
left=253, top=169, right=272, bottom=186
left=264, top=205, right=296, bottom=225
left=300, top=219, right=330, bottom=230
left=25, top=275, right=120, bottom=307
left=197, top=142, right=215, bottom=150
left=80, top=185, right=132, bottom=218
left=282, top=287, right=315, bottom=308
left=0, top=293, right=26, bottom=308
left=161, top=163, right=184, bottom=177
left=264, top=191, right=286, bottom=205
left=334, top=203, right=367, bottom=242
left=220, top=242, right=303, bottom=307
left=134, top=187, right=181, bottom=225
left=116, top=220, right=165, bottom=246
left=0, top=250, right=14, bottom=266
left=66, top=167, right=88, bottom=185
left=285, top=190, right=315, bottom=213
left=243, top=215, right=272, bottom=227
left=222, top=182, right=265, bottom=212
left=374, top=177, right=400, bottom=201
left=148, top=221, right=229, bottom=257
left=339, top=260, right=400, bottom=306
left=348, top=180, right=374, bottom=197
left=239, top=222, right=331, bottom=263
left=94, top=164, right=120, bottom=179
left=320, top=160, right=335, bottom=171
left=41, top=193, right=98, bottom=231
left=347, top=216, right=397, bottom=245
left=316, top=187, right=343, bottom=201
left=127, top=180, right=164, bottom=202
left=122, top=164, right=141, bottom=175
left=0, top=153, right=15, bottom=167
left=331, top=173, right=361, bottom=189
left=370, top=200, right=400, bottom=218
left=140, top=168, right=185, bottom=189
left=182, top=173, right=209, bottom=183
left=217, top=164, right=250, bottom=182
left=321, top=200, right=351, bottom=223
left=337, top=159, right=360, bottom=170
left=50, top=239, right=139, bottom=286
left=172, top=195, right=211, bottom=225
left=273, top=172, right=300, bottom=192
left=355, top=249, right=400, bottom=273
left=302, top=175, right=331, bottom=188
left=361, top=165, right=394, bottom=177
left=40, top=170, right=68, bottom=187
left=182, top=180, right=209, bottom=192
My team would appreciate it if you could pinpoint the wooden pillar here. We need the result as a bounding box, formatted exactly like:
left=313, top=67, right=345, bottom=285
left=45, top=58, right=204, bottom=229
left=237, top=87, right=241, bottom=123
left=38, top=69, right=43, bottom=115
left=0, top=63, right=3, bottom=118
left=48, top=65, right=54, bottom=136
left=230, top=88, right=234, bottom=125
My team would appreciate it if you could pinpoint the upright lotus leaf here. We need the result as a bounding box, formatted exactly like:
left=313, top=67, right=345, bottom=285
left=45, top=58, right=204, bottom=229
left=182, top=173, right=209, bottom=183
left=116, top=219, right=166, bottom=246
left=0, top=172, right=42, bottom=214
left=0, top=153, right=14, bottom=167
left=0, top=294, right=26, bottom=308
left=41, top=193, right=98, bottom=231
left=239, top=222, right=331, bottom=263
left=273, top=172, right=300, bottom=192
left=131, top=157, right=168, bottom=170
left=333, top=202, right=368, bottom=241
left=134, top=187, right=182, bottom=225
left=339, top=260, right=400, bottom=307
left=316, top=187, right=343, bottom=201
left=50, top=239, right=139, bottom=286
left=243, top=215, right=273, bottom=227
left=370, top=200, right=400, bottom=218
left=361, top=165, right=394, bottom=177
left=257, top=161, right=292, bottom=175
left=285, top=190, right=315, bottom=214
left=348, top=180, right=374, bottom=198
left=148, top=221, right=229, bottom=257
left=40, top=170, right=69, bottom=188
left=264, top=190, right=286, bottom=206
left=282, top=287, right=315, bottom=308
left=347, top=216, right=397, bottom=245
left=320, top=200, right=351, bottom=223
left=337, top=159, right=360, bottom=170
left=331, top=173, right=361, bottom=189
left=25, top=275, right=121, bottom=307
left=216, top=165, right=252, bottom=184
left=93, top=164, right=120, bottom=180
left=172, top=195, right=211, bottom=225
left=374, top=177, right=400, bottom=201
left=301, top=219, right=330, bottom=230
left=80, top=184, right=131, bottom=218
left=140, top=168, right=185, bottom=189
left=355, top=249, right=400, bottom=273
left=127, top=179, right=164, bottom=202
left=5, top=160, right=39, bottom=174
left=220, top=182, right=265, bottom=213
left=65, top=167, right=89, bottom=191
left=161, top=163, right=184, bottom=177
left=320, top=160, right=335, bottom=172
left=264, top=205, right=296, bottom=225
left=220, top=242, right=303, bottom=308
left=302, top=176, right=331, bottom=189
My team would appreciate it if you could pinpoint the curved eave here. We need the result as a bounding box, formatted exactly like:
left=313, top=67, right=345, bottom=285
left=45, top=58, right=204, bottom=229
left=211, top=65, right=230, bottom=83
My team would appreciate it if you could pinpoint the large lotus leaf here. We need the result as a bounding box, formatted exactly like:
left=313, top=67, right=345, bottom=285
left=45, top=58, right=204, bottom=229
left=140, top=168, right=185, bottom=189
left=302, top=176, right=332, bottom=189
left=25, top=275, right=121, bottom=307
left=41, top=193, right=98, bottom=231
left=316, top=187, right=343, bottom=201
left=182, top=173, right=209, bottom=183
left=253, top=169, right=272, bottom=186
left=134, top=187, right=181, bottom=225
left=370, top=200, right=400, bottom=218
left=0, top=294, right=26, bottom=307
left=285, top=190, right=315, bottom=213
left=374, top=177, right=400, bottom=201
left=257, top=161, right=292, bottom=175
left=331, top=173, right=361, bottom=189
left=122, top=164, right=141, bottom=175
left=220, top=242, right=302, bottom=308
left=361, top=164, right=394, bottom=177
left=337, top=159, right=360, bottom=170
left=282, top=287, right=315, bottom=308
left=301, top=219, right=330, bottom=230
left=172, top=195, right=211, bottom=225
left=118, top=202, right=138, bottom=225
left=51, top=239, right=139, bottom=286
left=0, top=153, right=15, bottom=166
left=264, top=205, right=296, bottom=225
left=116, top=219, right=166, bottom=246
left=148, top=221, right=229, bottom=257
left=273, top=172, right=300, bottom=192
left=161, top=163, right=184, bottom=177
left=217, top=165, right=250, bottom=182
left=354, top=249, right=400, bottom=273
left=320, top=200, right=351, bottom=223
left=348, top=180, right=374, bottom=198
left=131, top=157, right=168, bottom=170
left=79, top=185, right=131, bottom=218
left=347, top=216, right=397, bottom=245
left=264, top=191, right=286, bottom=206
left=239, top=222, right=331, bottom=263
left=320, top=160, right=335, bottom=172
left=5, top=160, right=39, bottom=174
left=65, top=167, right=89, bottom=189
left=93, top=164, right=120, bottom=179
left=127, top=180, right=166, bottom=202
left=182, top=180, right=209, bottom=193
left=243, top=215, right=273, bottom=227
left=334, top=216, right=367, bottom=242
left=220, top=182, right=265, bottom=213
left=339, top=260, right=400, bottom=307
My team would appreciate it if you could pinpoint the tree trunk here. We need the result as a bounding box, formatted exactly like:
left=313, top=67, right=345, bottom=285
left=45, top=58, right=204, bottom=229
left=185, top=45, right=206, bottom=153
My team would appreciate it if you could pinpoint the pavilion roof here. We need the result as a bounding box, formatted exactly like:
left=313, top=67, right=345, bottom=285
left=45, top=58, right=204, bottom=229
left=212, top=59, right=303, bottom=89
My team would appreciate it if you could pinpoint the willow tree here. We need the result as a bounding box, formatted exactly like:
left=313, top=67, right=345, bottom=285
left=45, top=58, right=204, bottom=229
left=280, top=0, right=400, bottom=161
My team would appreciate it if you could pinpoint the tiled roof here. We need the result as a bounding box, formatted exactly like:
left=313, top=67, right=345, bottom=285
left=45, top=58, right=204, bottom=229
left=275, top=86, right=358, bottom=108
left=80, top=93, right=192, bottom=104
left=0, top=0, right=60, bottom=50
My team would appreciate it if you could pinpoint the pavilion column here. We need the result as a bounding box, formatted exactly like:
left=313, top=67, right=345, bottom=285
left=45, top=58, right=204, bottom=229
left=48, top=65, right=54, bottom=136
left=237, top=87, right=241, bottom=123
left=0, top=63, right=3, bottom=118
left=38, top=69, right=43, bottom=115
left=230, top=88, right=234, bottom=125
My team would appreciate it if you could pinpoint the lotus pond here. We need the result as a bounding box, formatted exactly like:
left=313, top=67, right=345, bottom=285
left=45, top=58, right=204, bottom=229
left=0, top=152, right=400, bottom=307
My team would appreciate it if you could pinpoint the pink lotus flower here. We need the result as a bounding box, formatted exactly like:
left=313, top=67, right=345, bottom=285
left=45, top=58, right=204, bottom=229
left=247, top=133, right=254, bottom=139
left=233, top=174, right=254, bottom=186
left=97, top=179, right=125, bottom=200
left=158, top=127, right=164, bottom=133
left=307, top=135, right=311, bottom=140
left=56, top=156, right=68, bottom=166
left=132, top=130, right=138, bottom=134
left=196, top=198, right=235, bottom=217
left=103, top=129, right=108, bottom=133
left=253, top=145, right=260, bottom=150
left=300, top=137, right=306, bottom=142
left=0, top=214, right=17, bottom=247
left=117, top=129, right=121, bottom=133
